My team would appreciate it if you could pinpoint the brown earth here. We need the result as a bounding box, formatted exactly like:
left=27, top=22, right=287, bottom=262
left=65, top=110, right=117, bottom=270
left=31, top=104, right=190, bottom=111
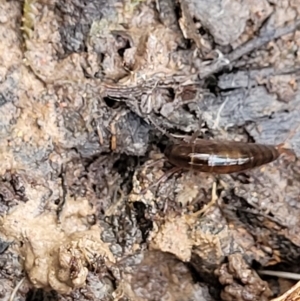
left=1, top=0, right=300, bottom=300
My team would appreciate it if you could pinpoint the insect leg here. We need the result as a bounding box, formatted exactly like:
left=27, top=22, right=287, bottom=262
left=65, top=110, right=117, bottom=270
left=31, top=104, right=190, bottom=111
left=142, top=157, right=166, bottom=169
left=141, top=166, right=182, bottom=194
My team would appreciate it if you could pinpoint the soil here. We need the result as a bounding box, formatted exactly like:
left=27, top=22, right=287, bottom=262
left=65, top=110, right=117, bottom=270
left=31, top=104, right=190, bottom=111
left=1, top=0, right=300, bottom=300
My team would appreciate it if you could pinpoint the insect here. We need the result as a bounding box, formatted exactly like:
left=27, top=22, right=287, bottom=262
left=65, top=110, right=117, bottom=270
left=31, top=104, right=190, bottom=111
left=164, top=139, right=294, bottom=174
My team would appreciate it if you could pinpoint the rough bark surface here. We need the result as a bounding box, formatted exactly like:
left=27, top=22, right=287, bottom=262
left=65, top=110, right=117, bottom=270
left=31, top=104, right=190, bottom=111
left=1, top=0, right=300, bottom=300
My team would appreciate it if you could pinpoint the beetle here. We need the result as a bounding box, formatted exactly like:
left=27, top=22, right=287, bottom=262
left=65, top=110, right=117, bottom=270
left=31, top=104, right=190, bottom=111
left=164, top=139, right=293, bottom=174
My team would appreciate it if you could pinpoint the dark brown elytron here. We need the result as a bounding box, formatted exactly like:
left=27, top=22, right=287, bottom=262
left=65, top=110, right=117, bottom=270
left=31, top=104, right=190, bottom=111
left=164, top=139, right=292, bottom=174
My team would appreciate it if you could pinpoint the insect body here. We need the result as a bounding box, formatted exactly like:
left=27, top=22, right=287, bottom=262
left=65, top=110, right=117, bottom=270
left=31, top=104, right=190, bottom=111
left=164, top=139, right=292, bottom=174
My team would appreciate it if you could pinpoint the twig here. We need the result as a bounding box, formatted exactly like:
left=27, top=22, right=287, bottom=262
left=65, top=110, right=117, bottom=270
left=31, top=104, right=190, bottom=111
left=269, top=280, right=300, bottom=301
left=228, top=18, right=300, bottom=62
left=198, top=18, right=300, bottom=79
left=9, top=277, right=25, bottom=301
left=213, top=96, right=229, bottom=130
left=258, top=270, right=300, bottom=280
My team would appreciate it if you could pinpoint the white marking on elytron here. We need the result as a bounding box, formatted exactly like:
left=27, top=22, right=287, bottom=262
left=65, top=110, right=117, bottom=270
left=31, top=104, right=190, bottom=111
left=188, top=153, right=251, bottom=166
